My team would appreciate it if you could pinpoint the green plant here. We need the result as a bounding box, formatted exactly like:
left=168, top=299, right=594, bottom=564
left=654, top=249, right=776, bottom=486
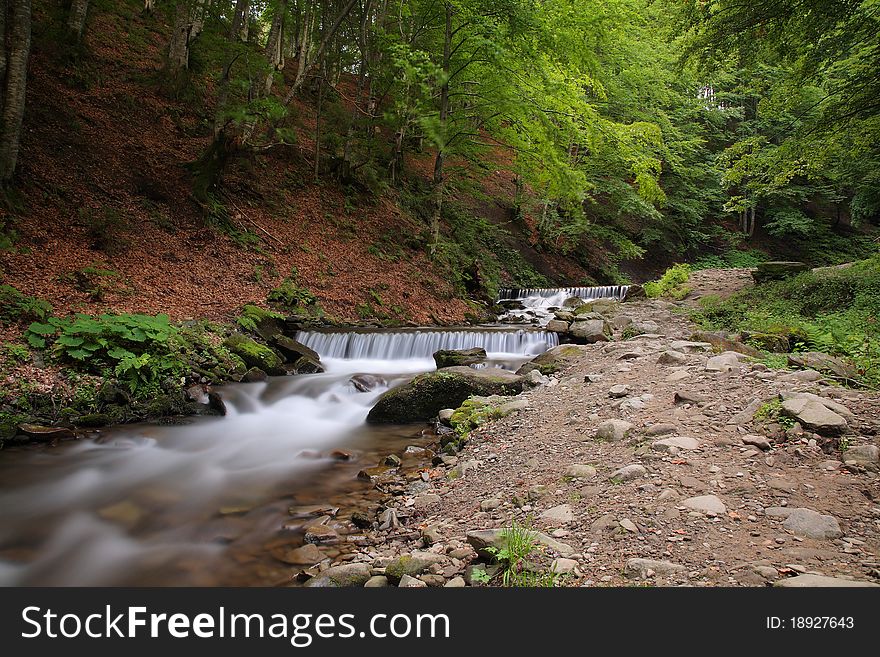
left=78, top=206, right=130, bottom=254
left=483, top=518, right=559, bottom=588
left=644, top=263, right=691, bottom=299
left=0, top=285, right=53, bottom=324
left=267, top=269, right=318, bottom=310
left=2, top=342, right=30, bottom=363
left=236, top=304, right=285, bottom=332
left=754, top=398, right=796, bottom=429
left=26, top=313, right=183, bottom=395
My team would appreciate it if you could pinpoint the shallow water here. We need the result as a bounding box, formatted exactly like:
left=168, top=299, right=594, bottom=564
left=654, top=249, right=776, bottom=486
left=0, top=327, right=554, bottom=586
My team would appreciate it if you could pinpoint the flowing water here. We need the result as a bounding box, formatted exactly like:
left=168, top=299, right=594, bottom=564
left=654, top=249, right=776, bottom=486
left=497, top=285, right=630, bottom=325
left=0, top=327, right=556, bottom=586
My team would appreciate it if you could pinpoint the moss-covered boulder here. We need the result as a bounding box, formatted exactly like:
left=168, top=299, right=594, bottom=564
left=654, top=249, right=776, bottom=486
left=741, top=331, right=790, bottom=353
left=569, top=319, right=613, bottom=343
left=516, top=344, right=587, bottom=375
left=272, top=335, right=324, bottom=373
left=223, top=334, right=286, bottom=376
left=690, top=331, right=761, bottom=358
left=752, top=261, right=810, bottom=283
left=433, top=347, right=487, bottom=369
left=366, top=366, right=524, bottom=424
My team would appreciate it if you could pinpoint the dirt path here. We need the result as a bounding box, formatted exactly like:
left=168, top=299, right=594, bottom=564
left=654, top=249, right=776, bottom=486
left=341, top=269, right=880, bottom=587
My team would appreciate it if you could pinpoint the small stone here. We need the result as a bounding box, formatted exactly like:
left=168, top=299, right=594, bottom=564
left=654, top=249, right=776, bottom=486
left=681, top=494, right=727, bottom=516
left=652, top=436, right=700, bottom=452
left=705, top=352, right=741, bottom=372
left=551, top=558, right=578, bottom=575
left=595, top=419, right=634, bottom=442
left=281, top=543, right=326, bottom=565
left=539, top=504, right=574, bottom=524
left=364, top=576, right=389, bottom=587
left=444, top=576, right=466, bottom=588
left=398, top=574, right=428, bottom=588
left=480, top=498, right=502, bottom=512
left=742, top=434, right=771, bottom=451
left=565, top=464, right=597, bottom=479
left=609, top=464, right=647, bottom=483
left=384, top=454, right=402, bottom=467
left=657, top=350, right=688, bottom=365
left=305, top=563, right=372, bottom=588
left=609, top=384, right=630, bottom=398
left=413, top=494, right=442, bottom=510
left=619, top=518, right=638, bottom=532
left=624, top=558, right=685, bottom=579
left=645, top=423, right=677, bottom=436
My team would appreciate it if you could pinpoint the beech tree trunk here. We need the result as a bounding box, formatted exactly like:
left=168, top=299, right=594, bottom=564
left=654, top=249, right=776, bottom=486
left=263, top=0, right=286, bottom=94
left=429, top=3, right=452, bottom=255
left=231, top=0, right=250, bottom=42
left=66, top=0, right=89, bottom=42
left=167, top=0, right=205, bottom=70
left=0, top=0, right=31, bottom=184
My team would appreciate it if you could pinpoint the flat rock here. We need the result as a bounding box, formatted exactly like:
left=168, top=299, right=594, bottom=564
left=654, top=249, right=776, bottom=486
left=844, top=444, right=879, bottom=466
left=706, top=352, right=741, bottom=373
left=657, top=350, right=688, bottom=365
left=787, top=352, right=858, bottom=379
left=775, top=574, right=879, bottom=588
left=645, top=423, right=677, bottom=436
left=781, top=508, right=843, bottom=540
left=398, top=574, right=428, bottom=588
left=280, top=544, right=326, bottom=565
left=670, top=340, right=713, bottom=353
left=665, top=370, right=691, bottom=383
left=780, top=398, right=847, bottom=435
left=595, top=419, right=634, bottom=442
left=550, top=558, right=579, bottom=575
left=651, top=436, right=700, bottom=452
left=364, top=576, right=389, bottom=588
left=624, top=558, right=686, bottom=579
left=385, top=551, right=447, bottom=582
left=608, top=384, right=630, bottom=398
left=681, top=494, right=727, bottom=515
left=565, top=464, right=597, bottom=479
left=539, top=504, right=574, bottom=524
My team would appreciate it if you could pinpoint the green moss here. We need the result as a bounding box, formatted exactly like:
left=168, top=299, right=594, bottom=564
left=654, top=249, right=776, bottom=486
left=223, top=333, right=285, bottom=375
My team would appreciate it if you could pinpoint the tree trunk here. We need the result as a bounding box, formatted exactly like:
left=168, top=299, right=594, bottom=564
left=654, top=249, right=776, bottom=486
left=167, top=0, right=205, bottom=70
left=340, top=0, right=372, bottom=181
left=429, top=3, right=452, bottom=255
left=66, top=0, right=89, bottom=42
left=231, top=0, right=250, bottom=42
left=263, top=0, right=286, bottom=95
left=143, top=0, right=155, bottom=14
left=0, top=0, right=31, bottom=185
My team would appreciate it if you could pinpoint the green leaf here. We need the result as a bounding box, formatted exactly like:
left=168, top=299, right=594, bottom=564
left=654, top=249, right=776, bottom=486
left=56, top=335, right=85, bottom=347
left=26, top=334, right=46, bottom=349
left=28, top=322, right=57, bottom=336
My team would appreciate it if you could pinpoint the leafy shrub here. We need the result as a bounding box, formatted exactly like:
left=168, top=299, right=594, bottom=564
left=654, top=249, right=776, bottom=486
left=26, top=313, right=183, bottom=394
left=0, top=285, right=53, bottom=324
left=267, top=269, right=318, bottom=310
left=643, top=263, right=691, bottom=299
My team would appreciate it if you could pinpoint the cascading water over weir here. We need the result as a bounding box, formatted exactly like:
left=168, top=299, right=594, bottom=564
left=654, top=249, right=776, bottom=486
left=496, top=285, right=630, bottom=325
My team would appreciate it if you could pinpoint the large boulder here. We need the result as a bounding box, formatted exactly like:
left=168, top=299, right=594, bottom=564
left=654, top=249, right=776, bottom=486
left=752, top=261, right=810, bottom=283
left=516, top=344, right=587, bottom=375
left=545, top=319, right=570, bottom=333
left=273, top=335, right=324, bottom=373
left=787, top=352, right=858, bottom=379
left=433, top=347, right=487, bottom=369
left=223, top=334, right=286, bottom=376
left=569, top=319, right=613, bottom=343
left=367, top=367, right=524, bottom=424
left=780, top=397, right=847, bottom=435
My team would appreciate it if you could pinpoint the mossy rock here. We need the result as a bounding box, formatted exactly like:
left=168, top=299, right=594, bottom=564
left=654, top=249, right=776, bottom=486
left=433, top=347, right=487, bottom=368
left=516, top=344, right=587, bottom=375
left=366, top=367, right=524, bottom=424
left=752, top=261, right=810, bottom=283
left=742, top=331, right=790, bottom=353
left=223, top=333, right=286, bottom=375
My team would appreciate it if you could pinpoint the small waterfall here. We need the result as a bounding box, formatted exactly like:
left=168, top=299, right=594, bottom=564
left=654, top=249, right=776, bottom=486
left=497, top=285, right=630, bottom=303
left=296, top=328, right=558, bottom=360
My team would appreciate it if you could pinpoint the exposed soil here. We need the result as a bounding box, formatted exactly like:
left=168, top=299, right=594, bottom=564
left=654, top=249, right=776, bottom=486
left=342, top=270, right=880, bottom=587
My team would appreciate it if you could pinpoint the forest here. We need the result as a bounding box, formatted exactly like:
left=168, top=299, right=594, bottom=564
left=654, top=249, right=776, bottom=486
left=0, top=0, right=878, bottom=590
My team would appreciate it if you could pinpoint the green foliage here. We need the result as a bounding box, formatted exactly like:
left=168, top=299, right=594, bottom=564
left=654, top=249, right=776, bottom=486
left=235, top=304, right=285, bottom=332
left=644, top=263, right=691, bottom=299
left=0, top=285, right=53, bottom=324
left=754, top=398, right=795, bottom=429
left=2, top=341, right=31, bottom=363
left=692, top=249, right=767, bottom=270
left=25, top=313, right=182, bottom=395
left=266, top=271, right=318, bottom=312
left=77, top=206, right=131, bottom=254
left=694, top=255, right=880, bottom=387
left=483, top=518, right=560, bottom=588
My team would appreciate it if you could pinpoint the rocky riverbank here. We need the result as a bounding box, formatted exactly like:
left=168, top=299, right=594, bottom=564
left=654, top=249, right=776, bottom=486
left=300, top=269, right=880, bottom=588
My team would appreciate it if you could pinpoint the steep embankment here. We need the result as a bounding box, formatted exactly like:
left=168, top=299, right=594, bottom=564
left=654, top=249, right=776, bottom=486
left=334, top=269, right=880, bottom=588
left=0, top=5, right=596, bottom=332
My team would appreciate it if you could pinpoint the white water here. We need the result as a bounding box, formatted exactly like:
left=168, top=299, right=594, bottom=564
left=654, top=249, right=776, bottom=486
left=497, top=285, right=629, bottom=325
left=0, top=327, right=554, bottom=586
